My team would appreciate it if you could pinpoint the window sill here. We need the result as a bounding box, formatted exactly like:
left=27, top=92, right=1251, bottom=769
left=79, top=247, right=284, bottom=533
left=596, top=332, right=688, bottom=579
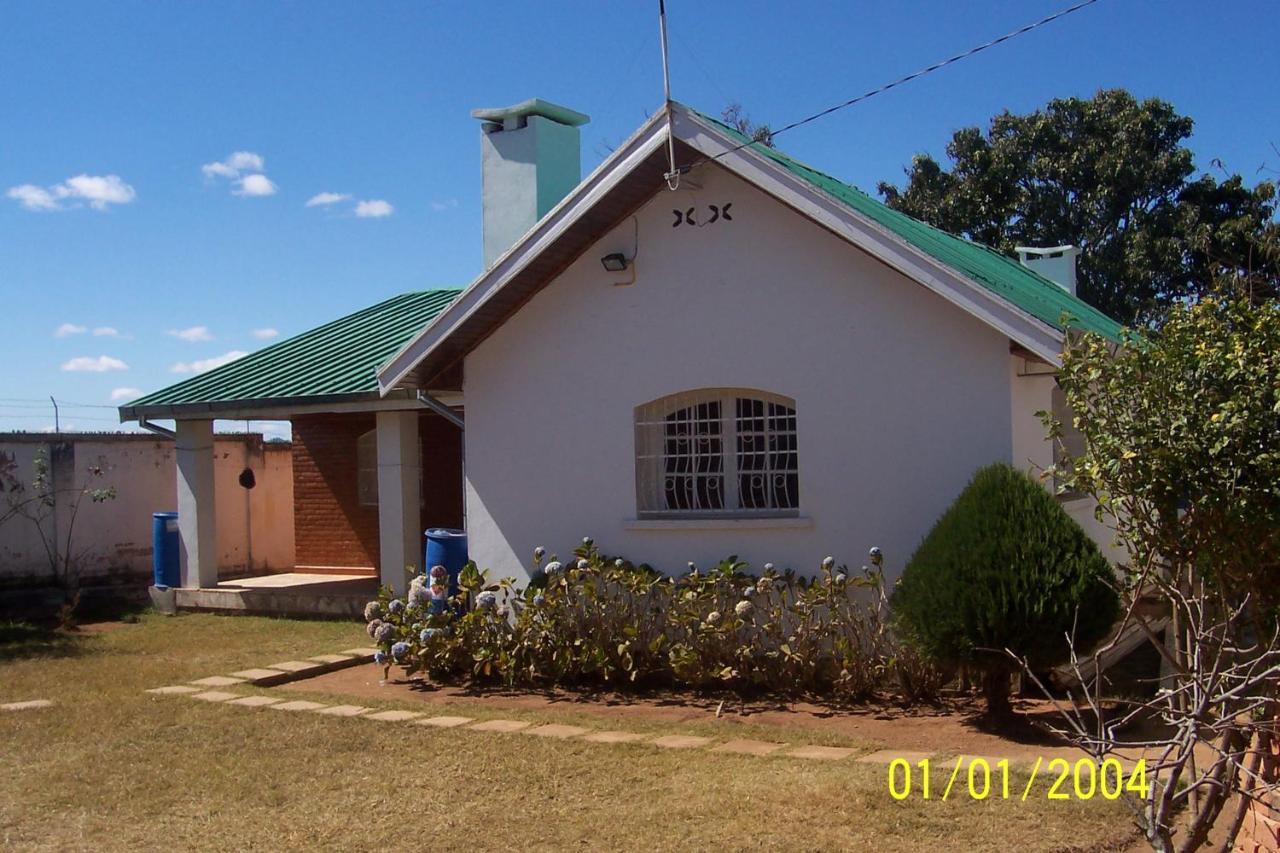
left=624, top=515, right=813, bottom=531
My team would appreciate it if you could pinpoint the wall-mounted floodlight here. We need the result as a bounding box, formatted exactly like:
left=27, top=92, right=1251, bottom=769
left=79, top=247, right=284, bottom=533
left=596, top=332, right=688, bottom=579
left=600, top=252, right=630, bottom=272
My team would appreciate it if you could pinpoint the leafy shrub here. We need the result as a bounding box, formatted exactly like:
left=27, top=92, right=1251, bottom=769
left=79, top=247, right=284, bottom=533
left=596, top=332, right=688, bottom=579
left=891, top=463, right=1118, bottom=719
left=366, top=540, right=940, bottom=704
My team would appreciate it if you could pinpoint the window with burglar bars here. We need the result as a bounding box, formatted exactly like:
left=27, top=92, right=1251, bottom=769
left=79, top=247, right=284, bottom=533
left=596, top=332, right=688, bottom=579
left=635, top=389, right=799, bottom=517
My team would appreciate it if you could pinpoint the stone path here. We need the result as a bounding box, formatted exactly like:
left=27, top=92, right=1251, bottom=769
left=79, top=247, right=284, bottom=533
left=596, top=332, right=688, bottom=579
left=2, top=699, right=54, bottom=711
left=142, top=646, right=1115, bottom=769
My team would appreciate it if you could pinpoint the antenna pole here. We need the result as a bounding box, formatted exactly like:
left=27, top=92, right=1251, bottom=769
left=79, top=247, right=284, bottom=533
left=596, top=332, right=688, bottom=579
left=658, top=0, right=680, bottom=189
left=50, top=396, right=59, bottom=434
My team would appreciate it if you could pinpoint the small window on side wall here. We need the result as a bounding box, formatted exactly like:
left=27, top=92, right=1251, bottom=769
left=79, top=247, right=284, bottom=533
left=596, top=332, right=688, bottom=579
left=357, top=429, right=378, bottom=507
left=635, top=389, right=799, bottom=518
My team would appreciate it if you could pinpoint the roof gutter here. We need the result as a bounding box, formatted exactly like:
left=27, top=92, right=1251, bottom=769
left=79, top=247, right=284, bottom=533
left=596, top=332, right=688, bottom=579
left=138, top=419, right=176, bottom=440
left=416, top=392, right=464, bottom=430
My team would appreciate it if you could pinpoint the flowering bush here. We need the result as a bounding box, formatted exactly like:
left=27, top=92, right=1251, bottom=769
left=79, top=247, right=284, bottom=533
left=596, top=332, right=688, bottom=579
left=365, top=540, right=943, bottom=704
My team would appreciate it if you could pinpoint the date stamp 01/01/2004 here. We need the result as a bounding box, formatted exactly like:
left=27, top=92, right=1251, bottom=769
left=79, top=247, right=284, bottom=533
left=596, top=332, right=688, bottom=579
left=887, top=756, right=1150, bottom=802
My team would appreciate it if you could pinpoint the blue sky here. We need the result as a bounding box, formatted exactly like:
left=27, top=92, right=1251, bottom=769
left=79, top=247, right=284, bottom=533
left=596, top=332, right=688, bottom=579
left=3, top=0, right=1277, bottom=436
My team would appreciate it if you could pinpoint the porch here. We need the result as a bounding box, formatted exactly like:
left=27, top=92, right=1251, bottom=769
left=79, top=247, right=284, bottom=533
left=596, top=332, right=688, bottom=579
left=117, top=290, right=466, bottom=616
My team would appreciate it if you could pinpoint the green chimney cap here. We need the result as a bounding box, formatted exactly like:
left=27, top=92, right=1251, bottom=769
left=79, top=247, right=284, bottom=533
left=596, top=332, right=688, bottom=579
left=471, top=98, right=590, bottom=128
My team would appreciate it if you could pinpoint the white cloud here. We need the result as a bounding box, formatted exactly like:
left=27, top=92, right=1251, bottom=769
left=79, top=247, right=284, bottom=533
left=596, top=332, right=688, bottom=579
left=8, top=174, right=135, bottom=211
left=58, top=174, right=136, bottom=209
left=170, top=350, right=248, bottom=374
left=93, top=326, right=120, bottom=337
left=62, top=355, right=128, bottom=372
left=202, top=151, right=265, bottom=179
left=430, top=198, right=459, bottom=212
left=167, top=326, right=214, bottom=343
left=234, top=174, right=277, bottom=197
left=355, top=199, right=393, bottom=218
left=110, top=387, right=143, bottom=402
left=55, top=322, right=87, bottom=337
left=251, top=328, right=279, bottom=340
left=9, top=184, right=59, bottom=211
left=306, top=191, right=351, bottom=207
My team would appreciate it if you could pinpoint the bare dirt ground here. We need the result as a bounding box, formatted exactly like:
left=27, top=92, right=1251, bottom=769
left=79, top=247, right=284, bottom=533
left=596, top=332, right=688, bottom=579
left=283, top=663, right=1094, bottom=761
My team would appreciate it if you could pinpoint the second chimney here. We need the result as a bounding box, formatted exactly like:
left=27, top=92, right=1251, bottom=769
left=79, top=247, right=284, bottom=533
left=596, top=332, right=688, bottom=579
left=472, top=98, right=590, bottom=269
left=1016, top=245, right=1081, bottom=295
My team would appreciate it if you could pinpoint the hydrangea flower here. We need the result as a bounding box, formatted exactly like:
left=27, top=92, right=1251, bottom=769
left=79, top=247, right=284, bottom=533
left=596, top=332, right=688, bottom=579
left=391, top=641, right=410, bottom=660
left=614, top=558, right=625, bottom=568
left=373, top=650, right=387, bottom=665
left=835, top=572, right=847, bottom=584
left=869, top=546, right=882, bottom=559
left=476, top=591, right=497, bottom=610
left=821, top=556, right=835, bottom=571
left=763, top=562, right=775, bottom=573
left=533, top=546, right=546, bottom=563
left=374, top=622, right=396, bottom=643
left=576, top=559, right=589, bottom=570
left=388, top=599, right=405, bottom=615
left=742, top=585, right=757, bottom=600
left=532, top=592, right=546, bottom=607
left=705, top=610, right=721, bottom=625
left=366, top=618, right=384, bottom=638
left=735, top=600, right=754, bottom=618
left=755, top=577, right=771, bottom=595
left=420, top=627, right=440, bottom=643
left=582, top=536, right=593, bottom=546
left=543, top=561, right=563, bottom=576
left=496, top=605, right=510, bottom=618
left=363, top=601, right=383, bottom=622
left=408, top=586, right=430, bottom=608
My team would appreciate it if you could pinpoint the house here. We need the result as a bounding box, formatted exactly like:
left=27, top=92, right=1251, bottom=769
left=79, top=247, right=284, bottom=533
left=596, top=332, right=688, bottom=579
left=120, top=98, right=1123, bottom=600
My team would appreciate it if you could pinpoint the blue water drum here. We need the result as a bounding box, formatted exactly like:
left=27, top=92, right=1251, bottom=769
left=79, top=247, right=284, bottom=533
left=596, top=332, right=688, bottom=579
left=424, top=528, right=468, bottom=598
left=152, top=512, right=180, bottom=588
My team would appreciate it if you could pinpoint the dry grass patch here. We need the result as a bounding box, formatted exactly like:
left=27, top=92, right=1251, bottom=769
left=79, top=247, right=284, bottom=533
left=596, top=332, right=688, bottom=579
left=0, top=612, right=1134, bottom=852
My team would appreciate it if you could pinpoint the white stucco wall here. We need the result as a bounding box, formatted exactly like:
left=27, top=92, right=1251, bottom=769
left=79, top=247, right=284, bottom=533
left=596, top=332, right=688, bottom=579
left=0, top=434, right=294, bottom=587
left=462, top=165, right=1014, bottom=583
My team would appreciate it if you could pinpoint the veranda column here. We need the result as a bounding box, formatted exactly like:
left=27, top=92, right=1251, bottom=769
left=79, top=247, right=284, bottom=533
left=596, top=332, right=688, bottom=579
left=175, top=419, right=218, bottom=588
left=376, top=410, right=421, bottom=595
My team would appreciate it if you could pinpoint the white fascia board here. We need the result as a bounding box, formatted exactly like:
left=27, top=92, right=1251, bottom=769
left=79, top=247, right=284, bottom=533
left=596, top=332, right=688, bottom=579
left=377, top=110, right=673, bottom=393
left=673, top=108, right=1065, bottom=366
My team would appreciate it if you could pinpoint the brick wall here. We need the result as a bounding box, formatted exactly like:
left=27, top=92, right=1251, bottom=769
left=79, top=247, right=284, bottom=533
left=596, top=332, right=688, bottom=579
left=292, top=412, right=464, bottom=571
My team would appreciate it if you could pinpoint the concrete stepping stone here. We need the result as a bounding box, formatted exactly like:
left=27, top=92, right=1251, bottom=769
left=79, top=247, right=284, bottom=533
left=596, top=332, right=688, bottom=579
left=265, top=660, right=328, bottom=677
left=145, top=685, right=203, bottom=695
left=339, top=648, right=378, bottom=659
left=315, top=704, right=371, bottom=717
left=190, top=690, right=241, bottom=703
left=270, top=700, right=329, bottom=712
left=856, top=749, right=933, bottom=765
left=582, top=730, right=648, bottom=745
left=469, top=719, right=531, bottom=733
left=416, top=715, right=475, bottom=728
left=2, top=699, right=53, bottom=711
left=309, top=654, right=354, bottom=665
left=787, top=745, right=857, bottom=761
left=226, top=695, right=285, bottom=708
left=712, top=739, right=787, bottom=756
left=524, top=724, right=588, bottom=739
left=189, top=676, right=246, bottom=687
left=229, top=668, right=291, bottom=684
left=364, top=709, right=423, bottom=722
left=650, top=735, right=714, bottom=750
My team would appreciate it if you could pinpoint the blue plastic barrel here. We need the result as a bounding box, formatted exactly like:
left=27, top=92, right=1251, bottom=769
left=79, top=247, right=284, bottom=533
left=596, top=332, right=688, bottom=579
left=424, top=528, right=468, bottom=596
left=152, top=512, right=180, bottom=588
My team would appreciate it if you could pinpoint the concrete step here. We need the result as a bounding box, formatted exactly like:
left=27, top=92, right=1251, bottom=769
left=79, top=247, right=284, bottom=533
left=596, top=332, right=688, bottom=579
left=171, top=573, right=377, bottom=618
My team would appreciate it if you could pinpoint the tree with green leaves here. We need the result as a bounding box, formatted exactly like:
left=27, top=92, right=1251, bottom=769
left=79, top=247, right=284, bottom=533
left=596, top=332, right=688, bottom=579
left=1040, top=273, right=1280, bottom=851
left=877, top=89, right=1278, bottom=324
left=891, top=463, right=1117, bottom=723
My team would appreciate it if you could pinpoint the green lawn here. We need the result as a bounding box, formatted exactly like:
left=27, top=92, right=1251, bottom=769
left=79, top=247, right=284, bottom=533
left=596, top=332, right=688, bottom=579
left=0, top=612, right=1135, bottom=852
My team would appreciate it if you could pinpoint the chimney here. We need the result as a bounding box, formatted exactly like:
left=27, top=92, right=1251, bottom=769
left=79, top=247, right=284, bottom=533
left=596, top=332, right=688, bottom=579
left=1016, top=245, right=1080, bottom=295
left=472, top=98, right=590, bottom=268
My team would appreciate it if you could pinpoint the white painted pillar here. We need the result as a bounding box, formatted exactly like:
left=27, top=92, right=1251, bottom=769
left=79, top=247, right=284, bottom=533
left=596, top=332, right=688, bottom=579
left=175, top=419, right=218, bottom=589
left=376, top=411, right=421, bottom=595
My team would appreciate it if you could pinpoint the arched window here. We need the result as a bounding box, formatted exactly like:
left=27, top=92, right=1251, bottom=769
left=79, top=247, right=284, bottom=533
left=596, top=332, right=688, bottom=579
left=635, top=389, right=799, bottom=517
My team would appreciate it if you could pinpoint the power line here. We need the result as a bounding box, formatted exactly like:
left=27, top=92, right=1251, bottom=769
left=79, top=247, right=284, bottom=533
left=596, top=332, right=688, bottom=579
left=685, top=0, right=1104, bottom=170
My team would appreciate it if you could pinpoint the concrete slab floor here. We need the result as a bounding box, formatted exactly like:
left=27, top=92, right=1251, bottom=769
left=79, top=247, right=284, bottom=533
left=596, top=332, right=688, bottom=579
left=314, top=704, right=370, bottom=717
left=190, top=691, right=241, bottom=703
left=416, top=715, right=475, bottom=728
left=189, top=676, right=246, bottom=687
left=364, top=710, right=423, bottom=722
left=787, top=745, right=856, bottom=761
left=712, top=739, right=787, bottom=756
left=523, top=724, right=588, bottom=739
left=582, top=731, right=649, bottom=745
left=468, top=719, right=531, bottom=733
left=271, top=700, right=329, bottom=712
left=650, top=735, right=714, bottom=750
left=226, top=695, right=286, bottom=708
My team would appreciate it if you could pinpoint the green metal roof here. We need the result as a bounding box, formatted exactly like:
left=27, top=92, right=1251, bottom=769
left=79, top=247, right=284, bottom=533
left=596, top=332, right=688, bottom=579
left=121, top=289, right=460, bottom=415
left=693, top=109, right=1124, bottom=342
